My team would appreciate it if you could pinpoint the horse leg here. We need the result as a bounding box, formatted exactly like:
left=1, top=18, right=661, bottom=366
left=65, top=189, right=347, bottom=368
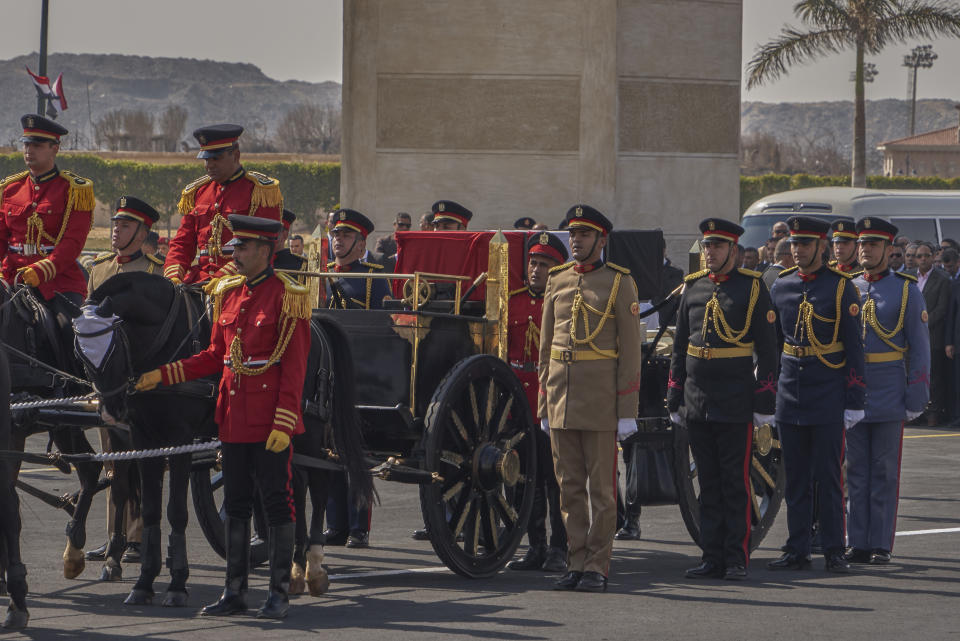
left=124, top=458, right=163, bottom=606
left=305, top=470, right=330, bottom=596
left=290, top=469, right=307, bottom=596
left=54, top=429, right=102, bottom=579
left=162, top=453, right=190, bottom=607
left=99, top=460, right=129, bottom=582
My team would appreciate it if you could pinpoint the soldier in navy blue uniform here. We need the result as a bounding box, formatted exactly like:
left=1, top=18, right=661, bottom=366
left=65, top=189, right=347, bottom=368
left=325, top=208, right=391, bottom=310
left=768, top=216, right=865, bottom=573
left=847, top=217, right=930, bottom=565
left=668, top=218, right=779, bottom=580
left=829, top=218, right=862, bottom=275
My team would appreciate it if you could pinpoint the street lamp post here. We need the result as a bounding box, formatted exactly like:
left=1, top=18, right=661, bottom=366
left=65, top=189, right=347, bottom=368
left=37, top=0, right=49, bottom=116
left=903, top=45, right=937, bottom=136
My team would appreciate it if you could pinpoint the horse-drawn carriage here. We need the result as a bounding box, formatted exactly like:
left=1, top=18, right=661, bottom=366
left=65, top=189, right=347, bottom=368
left=3, top=227, right=786, bottom=586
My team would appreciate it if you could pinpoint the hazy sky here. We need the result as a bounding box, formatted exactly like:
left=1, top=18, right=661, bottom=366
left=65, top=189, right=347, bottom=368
left=2, top=0, right=959, bottom=103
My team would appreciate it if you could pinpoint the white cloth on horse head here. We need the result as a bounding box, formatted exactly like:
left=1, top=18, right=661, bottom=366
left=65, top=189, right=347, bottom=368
left=73, top=306, right=119, bottom=369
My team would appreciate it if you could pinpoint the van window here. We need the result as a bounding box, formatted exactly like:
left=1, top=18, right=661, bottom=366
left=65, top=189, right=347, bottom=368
left=890, top=218, right=937, bottom=244
left=938, top=219, right=960, bottom=244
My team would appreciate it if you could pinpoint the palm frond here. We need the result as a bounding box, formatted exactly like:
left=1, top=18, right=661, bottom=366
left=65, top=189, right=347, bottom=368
left=872, top=1, right=960, bottom=51
left=746, top=27, right=853, bottom=88
left=793, top=0, right=852, bottom=30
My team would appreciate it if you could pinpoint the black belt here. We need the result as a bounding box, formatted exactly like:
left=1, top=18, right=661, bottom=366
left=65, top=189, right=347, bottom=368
left=510, top=361, right=538, bottom=372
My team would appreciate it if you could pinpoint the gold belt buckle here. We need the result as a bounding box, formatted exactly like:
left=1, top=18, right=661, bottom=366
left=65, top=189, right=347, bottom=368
left=559, top=349, right=574, bottom=363
left=700, top=347, right=712, bottom=360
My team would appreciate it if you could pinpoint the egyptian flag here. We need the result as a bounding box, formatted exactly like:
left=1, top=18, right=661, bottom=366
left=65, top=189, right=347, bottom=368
left=393, top=231, right=530, bottom=300
left=25, top=66, right=68, bottom=117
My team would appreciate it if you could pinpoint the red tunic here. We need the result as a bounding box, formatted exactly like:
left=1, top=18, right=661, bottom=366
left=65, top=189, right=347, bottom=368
left=163, top=169, right=282, bottom=284
left=160, top=270, right=309, bottom=443
left=0, top=167, right=93, bottom=299
left=508, top=286, right=544, bottom=420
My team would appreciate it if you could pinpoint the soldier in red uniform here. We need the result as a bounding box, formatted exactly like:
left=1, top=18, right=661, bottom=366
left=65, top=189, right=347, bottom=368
left=163, top=124, right=283, bottom=284
left=138, top=215, right=310, bottom=620
left=505, top=232, right=569, bottom=573
left=0, top=114, right=94, bottom=309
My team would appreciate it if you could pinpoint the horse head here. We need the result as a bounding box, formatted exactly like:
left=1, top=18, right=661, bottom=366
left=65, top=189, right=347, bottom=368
left=77, top=272, right=185, bottom=423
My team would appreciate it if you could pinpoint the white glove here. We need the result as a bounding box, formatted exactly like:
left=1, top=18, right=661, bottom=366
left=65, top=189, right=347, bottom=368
left=540, top=418, right=550, bottom=434
left=617, top=418, right=638, bottom=441
left=905, top=410, right=922, bottom=422
left=669, top=412, right=684, bottom=426
left=844, top=409, right=865, bottom=431
left=753, top=413, right=775, bottom=427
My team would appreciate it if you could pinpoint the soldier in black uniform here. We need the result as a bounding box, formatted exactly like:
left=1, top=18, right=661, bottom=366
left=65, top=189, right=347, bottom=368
left=667, top=218, right=779, bottom=580
left=325, top=209, right=391, bottom=310
left=274, top=209, right=308, bottom=272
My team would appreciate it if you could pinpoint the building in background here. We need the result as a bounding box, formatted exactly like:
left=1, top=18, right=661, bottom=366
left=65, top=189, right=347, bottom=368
left=340, top=0, right=743, bottom=262
left=878, top=106, right=960, bottom=178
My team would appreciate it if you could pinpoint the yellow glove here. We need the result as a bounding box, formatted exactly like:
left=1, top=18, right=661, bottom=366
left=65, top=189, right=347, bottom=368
left=135, top=369, right=163, bottom=392
left=17, top=266, right=40, bottom=287
left=169, top=277, right=182, bottom=286
left=265, top=429, right=291, bottom=453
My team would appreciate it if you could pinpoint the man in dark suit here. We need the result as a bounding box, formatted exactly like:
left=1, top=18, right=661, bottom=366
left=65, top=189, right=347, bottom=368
left=941, top=248, right=960, bottom=423
left=912, top=242, right=951, bottom=426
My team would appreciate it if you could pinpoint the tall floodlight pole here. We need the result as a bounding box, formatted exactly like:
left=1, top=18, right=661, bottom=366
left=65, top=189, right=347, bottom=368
left=37, top=0, right=49, bottom=115
left=903, top=45, right=937, bottom=136
left=850, top=62, right=878, bottom=83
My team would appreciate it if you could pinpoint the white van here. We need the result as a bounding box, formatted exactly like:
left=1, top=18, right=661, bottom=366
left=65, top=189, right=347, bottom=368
left=740, top=186, right=960, bottom=250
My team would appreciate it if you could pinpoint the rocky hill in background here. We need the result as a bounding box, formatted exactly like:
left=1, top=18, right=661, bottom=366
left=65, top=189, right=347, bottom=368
left=0, top=53, right=340, bottom=149
left=742, top=98, right=960, bottom=174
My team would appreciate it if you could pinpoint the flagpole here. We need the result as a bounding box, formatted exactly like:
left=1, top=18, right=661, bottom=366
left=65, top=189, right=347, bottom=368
left=37, top=0, right=49, bottom=116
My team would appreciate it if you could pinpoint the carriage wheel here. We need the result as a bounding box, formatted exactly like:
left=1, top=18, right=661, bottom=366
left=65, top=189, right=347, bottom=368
left=420, top=354, right=537, bottom=578
left=673, top=420, right=785, bottom=552
left=190, top=454, right=269, bottom=566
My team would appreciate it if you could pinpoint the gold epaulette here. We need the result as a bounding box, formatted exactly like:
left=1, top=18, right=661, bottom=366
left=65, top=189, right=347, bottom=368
left=606, top=262, right=631, bottom=274
left=60, top=170, right=96, bottom=212
left=360, top=261, right=384, bottom=270
left=549, top=261, right=575, bottom=274
left=685, top=269, right=709, bottom=282
left=738, top=267, right=762, bottom=278
left=828, top=259, right=838, bottom=267
left=777, top=266, right=799, bottom=278
left=827, top=265, right=854, bottom=279
left=0, top=170, right=29, bottom=206
left=244, top=171, right=283, bottom=214
left=209, top=274, right=246, bottom=322
left=894, top=271, right=918, bottom=282
left=509, top=286, right=529, bottom=297
left=146, top=253, right=164, bottom=266
left=93, top=251, right=116, bottom=265
left=178, top=175, right=213, bottom=214
left=277, top=271, right=311, bottom=320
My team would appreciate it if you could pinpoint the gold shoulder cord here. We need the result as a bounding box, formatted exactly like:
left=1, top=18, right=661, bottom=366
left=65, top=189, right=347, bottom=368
left=207, top=214, right=228, bottom=258
left=862, top=279, right=909, bottom=353
left=228, top=276, right=308, bottom=378
left=793, top=278, right=846, bottom=369
left=700, top=277, right=759, bottom=346
left=26, top=175, right=95, bottom=254
left=570, top=271, right=621, bottom=356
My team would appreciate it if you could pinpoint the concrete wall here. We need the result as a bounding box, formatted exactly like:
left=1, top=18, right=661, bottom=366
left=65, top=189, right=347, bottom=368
left=342, top=0, right=743, bottom=264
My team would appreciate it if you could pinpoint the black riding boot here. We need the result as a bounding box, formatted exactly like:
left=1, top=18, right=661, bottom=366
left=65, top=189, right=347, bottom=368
left=201, top=518, right=250, bottom=616
left=2, top=563, right=28, bottom=630
left=125, top=525, right=162, bottom=605
left=256, top=523, right=294, bottom=620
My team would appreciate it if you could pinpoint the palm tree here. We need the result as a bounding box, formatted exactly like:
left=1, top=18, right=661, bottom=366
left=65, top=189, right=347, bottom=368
left=746, top=1, right=960, bottom=187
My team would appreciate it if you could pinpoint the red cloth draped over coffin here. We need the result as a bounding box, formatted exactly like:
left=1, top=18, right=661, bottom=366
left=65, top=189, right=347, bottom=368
left=392, top=231, right=531, bottom=300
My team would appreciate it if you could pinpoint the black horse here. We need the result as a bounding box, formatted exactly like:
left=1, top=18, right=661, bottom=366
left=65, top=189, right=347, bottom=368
left=0, top=279, right=134, bottom=583
left=79, top=272, right=372, bottom=605
left=0, top=341, right=28, bottom=630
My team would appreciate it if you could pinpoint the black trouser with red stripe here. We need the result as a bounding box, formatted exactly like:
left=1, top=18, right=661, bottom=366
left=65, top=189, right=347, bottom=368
left=687, top=419, right=752, bottom=568
left=221, top=442, right=294, bottom=526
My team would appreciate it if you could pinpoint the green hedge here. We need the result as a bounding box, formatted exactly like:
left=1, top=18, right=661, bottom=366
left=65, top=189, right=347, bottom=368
left=0, top=153, right=340, bottom=230
left=741, top=173, right=960, bottom=215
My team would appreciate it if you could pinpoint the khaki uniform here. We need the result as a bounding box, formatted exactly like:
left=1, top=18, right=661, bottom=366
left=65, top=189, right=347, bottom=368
left=537, top=261, right=642, bottom=575
left=87, top=249, right=162, bottom=545
left=87, top=251, right=164, bottom=293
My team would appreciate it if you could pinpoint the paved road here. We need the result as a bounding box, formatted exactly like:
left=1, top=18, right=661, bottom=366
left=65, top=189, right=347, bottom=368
left=5, top=426, right=959, bottom=640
